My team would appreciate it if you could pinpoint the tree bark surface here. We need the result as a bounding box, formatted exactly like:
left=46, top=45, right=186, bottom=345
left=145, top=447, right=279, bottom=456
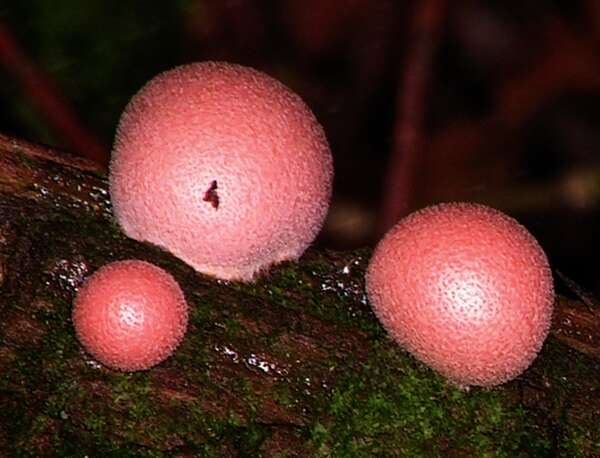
left=0, top=133, right=598, bottom=457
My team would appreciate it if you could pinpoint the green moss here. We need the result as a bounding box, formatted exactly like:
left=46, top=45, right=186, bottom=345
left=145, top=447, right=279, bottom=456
left=15, top=149, right=37, bottom=169
left=271, top=383, right=297, bottom=409
left=232, top=249, right=382, bottom=336
left=559, top=427, right=594, bottom=458
left=4, top=192, right=600, bottom=456
left=307, top=348, right=553, bottom=457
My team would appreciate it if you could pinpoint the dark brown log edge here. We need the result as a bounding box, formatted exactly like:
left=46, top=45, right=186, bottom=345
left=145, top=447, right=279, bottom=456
left=0, top=134, right=598, bottom=457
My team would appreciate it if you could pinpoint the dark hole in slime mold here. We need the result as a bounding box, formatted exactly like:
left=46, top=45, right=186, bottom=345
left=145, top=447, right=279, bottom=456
left=203, top=180, right=220, bottom=210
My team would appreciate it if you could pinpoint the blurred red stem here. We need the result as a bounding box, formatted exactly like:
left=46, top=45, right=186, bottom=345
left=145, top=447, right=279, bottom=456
left=586, top=0, right=600, bottom=43
left=378, top=0, right=446, bottom=234
left=0, top=20, right=107, bottom=166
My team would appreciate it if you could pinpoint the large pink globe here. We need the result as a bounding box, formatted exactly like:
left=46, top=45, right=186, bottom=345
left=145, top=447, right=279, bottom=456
left=72, top=260, right=188, bottom=371
left=366, top=203, right=554, bottom=386
left=109, top=62, right=333, bottom=281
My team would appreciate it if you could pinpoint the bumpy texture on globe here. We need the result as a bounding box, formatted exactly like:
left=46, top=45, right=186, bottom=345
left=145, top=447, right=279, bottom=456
left=109, top=62, right=333, bottom=281
left=72, top=260, right=189, bottom=371
left=366, top=202, right=554, bottom=386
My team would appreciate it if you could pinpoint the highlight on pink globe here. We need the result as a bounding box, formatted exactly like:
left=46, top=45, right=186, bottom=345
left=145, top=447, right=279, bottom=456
left=109, top=61, right=333, bottom=282
left=366, top=202, right=554, bottom=387
left=72, top=260, right=189, bottom=371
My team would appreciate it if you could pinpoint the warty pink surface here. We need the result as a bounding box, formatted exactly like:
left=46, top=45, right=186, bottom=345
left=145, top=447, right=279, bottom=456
left=366, top=202, right=554, bottom=386
left=109, top=62, right=333, bottom=281
left=72, top=260, right=189, bottom=371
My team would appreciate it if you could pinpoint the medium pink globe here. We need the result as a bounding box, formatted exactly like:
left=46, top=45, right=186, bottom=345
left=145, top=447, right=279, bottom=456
left=72, top=260, right=188, bottom=371
left=109, top=62, right=333, bottom=281
left=366, top=203, right=554, bottom=386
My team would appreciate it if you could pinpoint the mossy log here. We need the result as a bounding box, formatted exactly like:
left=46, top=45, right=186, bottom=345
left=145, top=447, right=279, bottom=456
left=0, top=133, right=599, bottom=457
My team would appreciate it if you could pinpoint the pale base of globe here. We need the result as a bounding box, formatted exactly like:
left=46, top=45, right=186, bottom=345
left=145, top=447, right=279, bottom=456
left=166, top=243, right=304, bottom=282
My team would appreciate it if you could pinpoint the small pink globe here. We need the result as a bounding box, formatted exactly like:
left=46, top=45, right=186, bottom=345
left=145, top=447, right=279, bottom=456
left=72, top=260, right=188, bottom=371
left=366, top=203, right=554, bottom=387
left=109, top=61, right=333, bottom=281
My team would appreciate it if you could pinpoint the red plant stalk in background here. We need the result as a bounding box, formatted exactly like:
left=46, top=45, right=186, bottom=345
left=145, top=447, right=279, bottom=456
left=379, top=0, right=446, bottom=234
left=0, top=20, right=107, bottom=166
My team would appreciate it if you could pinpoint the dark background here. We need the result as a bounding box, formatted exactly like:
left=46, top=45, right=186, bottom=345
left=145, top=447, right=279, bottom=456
left=1, top=1, right=598, bottom=294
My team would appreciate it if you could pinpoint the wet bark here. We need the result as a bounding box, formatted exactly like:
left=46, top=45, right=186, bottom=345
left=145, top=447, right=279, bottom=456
left=0, top=133, right=598, bottom=457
